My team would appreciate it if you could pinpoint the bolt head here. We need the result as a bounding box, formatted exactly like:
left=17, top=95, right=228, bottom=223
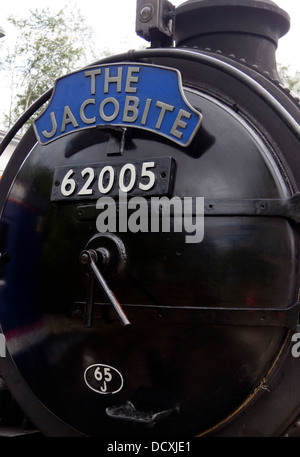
left=80, top=252, right=90, bottom=264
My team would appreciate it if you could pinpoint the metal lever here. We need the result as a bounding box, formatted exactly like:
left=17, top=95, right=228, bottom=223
left=83, top=271, right=95, bottom=328
left=80, top=249, right=131, bottom=327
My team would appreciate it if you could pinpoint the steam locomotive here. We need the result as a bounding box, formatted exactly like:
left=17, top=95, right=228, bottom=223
left=0, top=0, right=300, bottom=437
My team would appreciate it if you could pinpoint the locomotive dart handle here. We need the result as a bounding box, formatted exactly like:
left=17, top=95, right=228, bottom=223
left=80, top=249, right=131, bottom=327
left=83, top=272, right=95, bottom=328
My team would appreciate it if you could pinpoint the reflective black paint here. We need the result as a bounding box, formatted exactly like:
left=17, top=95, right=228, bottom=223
left=0, top=81, right=298, bottom=436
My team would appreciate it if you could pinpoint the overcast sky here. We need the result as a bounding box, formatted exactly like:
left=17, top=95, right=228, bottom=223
left=1, top=0, right=299, bottom=69
left=0, top=0, right=299, bottom=131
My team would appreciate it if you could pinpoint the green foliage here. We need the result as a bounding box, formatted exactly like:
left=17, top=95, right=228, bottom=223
left=1, top=7, right=99, bottom=130
left=278, top=63, right=300, bottom=96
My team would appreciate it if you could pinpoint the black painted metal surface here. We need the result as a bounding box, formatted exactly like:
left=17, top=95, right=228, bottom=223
left=0, top=0, right=299, bottom=438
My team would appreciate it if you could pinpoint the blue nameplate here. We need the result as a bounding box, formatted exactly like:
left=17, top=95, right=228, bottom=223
left=33, top=63, right=202, bottom=147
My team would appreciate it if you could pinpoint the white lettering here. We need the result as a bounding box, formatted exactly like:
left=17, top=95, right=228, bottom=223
left=141, top=98, right=152, bottom=125
left=150, top=196, right=183, bottom=233
left=61, top=105, right=79, bottom=132
left=125, top=66, right=140, bottom=93
left=0, top=334, right=6, bottom=357
left=119, top=163, right=136, bottom=193
left=37, top=65, right=201, bottom=146
left=104, top=67, right=122, bottom=93
left=98, top=166, right=115, bottom=194
left=183, top=197, right=204, bottom=244
left=42, top=111, right=57, bottom=138
left=96, top=197, right=116, bottom=232
left=139, top=162, right=156, bottom=191
left=107, top=441, right=142, bottom=454
left=80, top=98, right=96, bottom=124
left=292, top=333, right=300, bottom=358
left=128, top=197, right=149, bottom=233
left=155, top=101, right=174, bottom=129
left=95, top=192, right=204, bottom=244
left=118, top=191, right=128, bottom=233
left=123, top=96, right=139, bottom=122
left=170, top=109, right=192, bottom=139
left=78, top=167, right=95, bottom=196
left=100, top=97, right=119, bottom=122
left=151, top=442, right=190, bottom=452
left=85, top=69, right=102, bottom=95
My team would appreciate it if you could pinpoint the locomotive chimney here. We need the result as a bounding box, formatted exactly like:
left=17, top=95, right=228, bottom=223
left=174, top=0, right=290, bottom=80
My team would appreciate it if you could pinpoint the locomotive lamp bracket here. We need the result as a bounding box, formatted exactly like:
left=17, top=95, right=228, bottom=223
left=136, top=0, right=175, bottom=47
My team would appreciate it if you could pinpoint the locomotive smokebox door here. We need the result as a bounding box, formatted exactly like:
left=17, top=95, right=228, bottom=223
left=0, top=0, right=299, bottom=438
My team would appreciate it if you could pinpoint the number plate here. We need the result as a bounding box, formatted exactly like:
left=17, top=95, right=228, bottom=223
left=51, top=157, right=175, bottom=202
